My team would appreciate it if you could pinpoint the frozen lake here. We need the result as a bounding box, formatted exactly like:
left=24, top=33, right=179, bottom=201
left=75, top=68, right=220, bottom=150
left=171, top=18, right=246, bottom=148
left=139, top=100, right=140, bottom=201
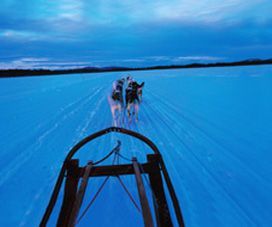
left=0, top=65, right=271, bottom=226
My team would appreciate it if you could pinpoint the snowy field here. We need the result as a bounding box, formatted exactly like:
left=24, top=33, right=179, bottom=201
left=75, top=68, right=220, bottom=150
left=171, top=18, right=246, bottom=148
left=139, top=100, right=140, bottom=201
left=0, top=65, right=272, bottom=226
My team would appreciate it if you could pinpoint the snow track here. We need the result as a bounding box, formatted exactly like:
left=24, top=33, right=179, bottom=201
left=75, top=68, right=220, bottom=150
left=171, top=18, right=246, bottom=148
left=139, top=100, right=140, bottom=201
left=0, top=66, right=272, bottom=227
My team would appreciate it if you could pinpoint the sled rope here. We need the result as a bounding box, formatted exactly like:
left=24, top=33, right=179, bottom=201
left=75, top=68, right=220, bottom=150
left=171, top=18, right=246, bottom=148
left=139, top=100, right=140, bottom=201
left=93, top=140, right=121, bottom=165
left=77, top=176, right=110, bottom=224
left=116, top=152, right=131, bottom=162
left=77, top=144, right=121, bottom=224
left=116, top=175, right=141, bottom=213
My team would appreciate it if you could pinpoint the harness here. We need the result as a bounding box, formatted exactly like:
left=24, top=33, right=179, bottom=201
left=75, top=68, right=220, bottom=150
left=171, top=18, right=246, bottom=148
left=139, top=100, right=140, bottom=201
left=112, top=80, right=124, bottom=103
left=126, top=81, right=140, bottom=103
left=112, top=91, right=121, bottom=101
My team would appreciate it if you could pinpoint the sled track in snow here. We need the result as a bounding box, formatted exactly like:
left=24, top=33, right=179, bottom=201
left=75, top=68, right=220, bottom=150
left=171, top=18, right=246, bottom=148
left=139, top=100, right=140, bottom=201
left=141, top=90, right=258, bottom=225
left=1, top=67, right=272, bottom=227
left=0, top=86, right=107, bottom=187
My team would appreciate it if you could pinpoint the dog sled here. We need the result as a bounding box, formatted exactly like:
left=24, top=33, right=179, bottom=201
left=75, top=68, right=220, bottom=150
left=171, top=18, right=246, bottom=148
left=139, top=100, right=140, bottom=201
left=40, top=127, right=184, bottom=227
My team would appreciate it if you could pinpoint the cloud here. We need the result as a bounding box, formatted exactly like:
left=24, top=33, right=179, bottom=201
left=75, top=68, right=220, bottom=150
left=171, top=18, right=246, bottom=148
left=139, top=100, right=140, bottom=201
left=0, top=55, right=226, bottom=70
left=17, top=58, right=49, bottom=62
left=58, top=0, right=84, bottom=22
left=78, top=0, right=272, bottom=26
left=1, top=0, right=271, bottom=31
left=0, top=29, right=78, bottom=42
left=0, top=30, right=48, bottom=41
left=0, top=57, right=93, bottom=69
left=0, top=0, right=271, bottom=63
left=151, top=0, right=268, bottom=25
left=49, top=0, right=85, bottom=33
left=173, top=56, right=224, bottom=62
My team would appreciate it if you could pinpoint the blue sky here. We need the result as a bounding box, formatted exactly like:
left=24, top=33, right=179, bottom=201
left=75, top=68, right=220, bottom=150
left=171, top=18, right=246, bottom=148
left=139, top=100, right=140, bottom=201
left=0, top=0, right=272, bottom=69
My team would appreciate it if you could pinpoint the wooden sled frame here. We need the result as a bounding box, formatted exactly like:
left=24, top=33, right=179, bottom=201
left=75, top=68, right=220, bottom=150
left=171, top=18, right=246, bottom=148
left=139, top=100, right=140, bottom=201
left=40, top=127, right=184, bottom=227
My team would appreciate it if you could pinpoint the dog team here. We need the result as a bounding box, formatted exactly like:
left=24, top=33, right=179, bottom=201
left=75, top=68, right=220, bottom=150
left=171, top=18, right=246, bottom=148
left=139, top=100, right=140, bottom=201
left=108, top=75, right=144, bottom=126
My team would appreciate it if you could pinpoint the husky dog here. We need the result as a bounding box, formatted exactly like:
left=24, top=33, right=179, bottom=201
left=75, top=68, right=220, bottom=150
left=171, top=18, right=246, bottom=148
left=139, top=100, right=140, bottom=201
left=108, top=78, right=125, bottom=126
left=125, top=78, right=145, bottom=121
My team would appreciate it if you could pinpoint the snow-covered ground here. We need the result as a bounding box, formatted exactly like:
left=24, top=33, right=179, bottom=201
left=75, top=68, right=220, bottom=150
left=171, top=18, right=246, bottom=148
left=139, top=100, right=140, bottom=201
left=0, top=65, right=271, bottom=226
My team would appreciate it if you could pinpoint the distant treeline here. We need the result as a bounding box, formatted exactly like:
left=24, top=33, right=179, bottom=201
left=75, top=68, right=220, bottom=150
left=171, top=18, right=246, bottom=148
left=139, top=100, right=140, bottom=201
left=0, top=58, right=272, bottom=78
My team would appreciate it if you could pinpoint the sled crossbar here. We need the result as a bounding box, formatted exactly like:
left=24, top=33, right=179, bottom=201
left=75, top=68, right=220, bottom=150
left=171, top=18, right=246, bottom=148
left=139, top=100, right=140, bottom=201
left=57, top=154, right=172, bottom=227
left=73, top=159, right=158, bottom=177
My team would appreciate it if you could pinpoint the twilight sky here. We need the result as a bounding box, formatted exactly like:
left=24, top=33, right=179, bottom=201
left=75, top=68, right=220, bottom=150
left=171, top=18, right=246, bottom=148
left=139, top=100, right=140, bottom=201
left=0, top=0, right=272, bottom=69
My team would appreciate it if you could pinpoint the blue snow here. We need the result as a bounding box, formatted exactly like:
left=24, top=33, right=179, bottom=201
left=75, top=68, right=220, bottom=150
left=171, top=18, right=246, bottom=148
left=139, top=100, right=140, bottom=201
left=0, top=65, right=271, bottom=226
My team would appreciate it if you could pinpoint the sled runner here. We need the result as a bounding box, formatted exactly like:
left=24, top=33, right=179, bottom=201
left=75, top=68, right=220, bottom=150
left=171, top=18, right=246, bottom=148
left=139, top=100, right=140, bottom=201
left=40, top=127, right=184, bottom=227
